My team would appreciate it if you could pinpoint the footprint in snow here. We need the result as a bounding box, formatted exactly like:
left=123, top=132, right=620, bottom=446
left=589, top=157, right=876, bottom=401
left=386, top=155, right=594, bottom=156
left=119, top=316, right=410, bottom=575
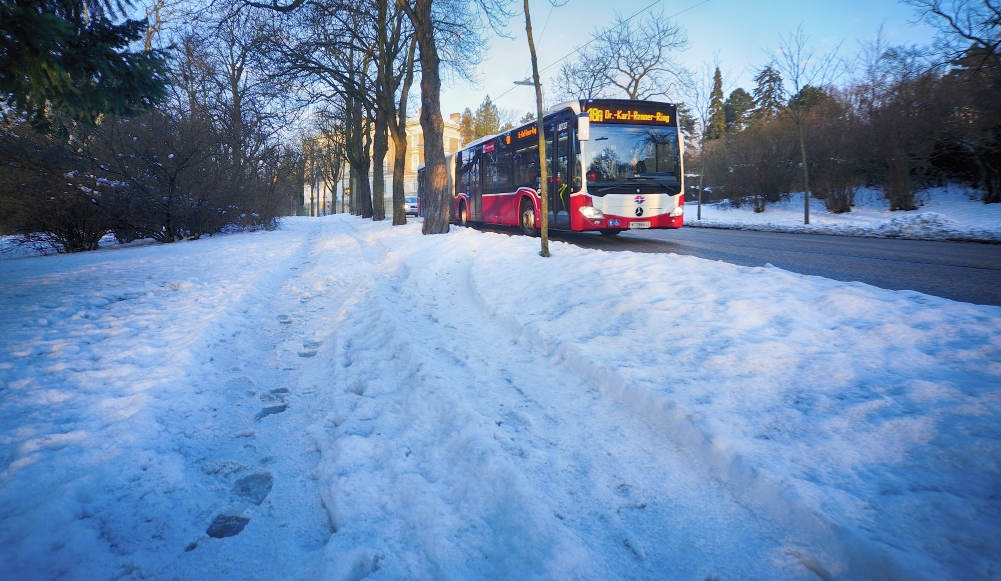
left=260, top=388, right=289, bottom=404
left=206, top=515, right=250, bottom=538
left=256, top=405, right=287, bottom=419
left=298, top=339, right=322, bottom=358
left=233, top=472, right=274, bottom=505
left=278, top=315, right=293, bottom=325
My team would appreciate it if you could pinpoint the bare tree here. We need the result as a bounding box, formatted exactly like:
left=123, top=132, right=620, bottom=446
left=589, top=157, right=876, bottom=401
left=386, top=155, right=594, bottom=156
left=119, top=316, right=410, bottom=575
left=522, top=0, right=549, bottom=256
left=906, top=0, right=1000, bottom=70
left=806, top=90, right=862, bottom=213
left=719, top=117, right=799, bottom=212
left=595, top=10, right=690, bottom=101
left=551, top=48, right=611, bottom=102
left=397, top=0, right=513, bottom=234
left=773, top=24, right=842, bottom=224
left=686, top=57, right=731, bottom=220
left=245, top=0, right=505, bottom=232
left=372, top=0, right=418, bottom=226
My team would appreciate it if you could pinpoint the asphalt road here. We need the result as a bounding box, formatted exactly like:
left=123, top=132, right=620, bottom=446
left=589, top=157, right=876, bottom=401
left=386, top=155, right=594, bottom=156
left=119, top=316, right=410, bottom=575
left=538, top=227, right=1001, bottom=307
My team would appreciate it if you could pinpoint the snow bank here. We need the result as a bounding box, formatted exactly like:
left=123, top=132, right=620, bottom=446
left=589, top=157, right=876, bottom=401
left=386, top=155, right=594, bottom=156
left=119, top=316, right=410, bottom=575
left=688, top=186, right=1001, bottom=242
left=1, top=216, right=998, bottom=580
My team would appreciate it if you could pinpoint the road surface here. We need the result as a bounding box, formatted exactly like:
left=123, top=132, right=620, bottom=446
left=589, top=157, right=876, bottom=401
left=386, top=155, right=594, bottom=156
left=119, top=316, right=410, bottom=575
left=539, top=226, right=1001, bottom=307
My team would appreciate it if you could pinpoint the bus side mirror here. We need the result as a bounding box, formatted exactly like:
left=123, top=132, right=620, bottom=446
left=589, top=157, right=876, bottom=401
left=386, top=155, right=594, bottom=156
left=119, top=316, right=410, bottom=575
left=577, top=113, right=590, bottom=141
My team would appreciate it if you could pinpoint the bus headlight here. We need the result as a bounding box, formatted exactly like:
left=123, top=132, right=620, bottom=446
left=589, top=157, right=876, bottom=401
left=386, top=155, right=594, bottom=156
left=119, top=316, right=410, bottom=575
left=579, top=206, right=604, bottom=220
left=670, top=205, right=684, bottom=217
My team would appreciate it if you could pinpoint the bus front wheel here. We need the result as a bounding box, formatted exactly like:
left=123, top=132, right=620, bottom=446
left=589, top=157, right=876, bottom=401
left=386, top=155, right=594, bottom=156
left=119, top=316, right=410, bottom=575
left=520, top=200, right=538, bottom=236
left=459, top=202, right=468, bottom=227
left=599, top=229, right=622, bottom=236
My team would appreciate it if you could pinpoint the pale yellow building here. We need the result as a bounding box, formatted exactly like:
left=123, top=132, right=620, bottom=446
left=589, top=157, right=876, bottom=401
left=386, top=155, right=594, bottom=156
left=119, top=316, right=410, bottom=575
left=314, top=111, right=464, bottom=214
left=384, top=111, right=463, bottom=199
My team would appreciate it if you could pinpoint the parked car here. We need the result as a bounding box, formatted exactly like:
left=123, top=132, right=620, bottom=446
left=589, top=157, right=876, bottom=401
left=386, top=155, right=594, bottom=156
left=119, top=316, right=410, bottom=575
left=405, top=196, right=419, bottom=216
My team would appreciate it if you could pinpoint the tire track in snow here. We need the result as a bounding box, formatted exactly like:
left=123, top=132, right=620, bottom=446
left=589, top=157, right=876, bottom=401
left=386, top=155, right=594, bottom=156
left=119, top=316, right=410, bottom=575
left=298, top=220, right=603, bottom=579
left=459, top=239, right=927, bottom=581
left=305, top=222, right=825, bottom=580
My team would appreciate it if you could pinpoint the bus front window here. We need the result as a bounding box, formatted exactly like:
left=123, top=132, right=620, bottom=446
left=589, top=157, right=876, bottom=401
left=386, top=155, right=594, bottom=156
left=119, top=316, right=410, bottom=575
left=581, top=125, right=680, bottom=195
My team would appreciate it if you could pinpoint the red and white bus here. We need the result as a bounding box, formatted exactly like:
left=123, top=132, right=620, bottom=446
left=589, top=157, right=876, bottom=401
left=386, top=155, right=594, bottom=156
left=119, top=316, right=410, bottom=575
left=423, top=98, right=684, bottom=235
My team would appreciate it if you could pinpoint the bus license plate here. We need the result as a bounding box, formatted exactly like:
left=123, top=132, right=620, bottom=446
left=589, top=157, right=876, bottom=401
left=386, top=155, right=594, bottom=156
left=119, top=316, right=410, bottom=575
left=628, top=221, right=651, bottom=229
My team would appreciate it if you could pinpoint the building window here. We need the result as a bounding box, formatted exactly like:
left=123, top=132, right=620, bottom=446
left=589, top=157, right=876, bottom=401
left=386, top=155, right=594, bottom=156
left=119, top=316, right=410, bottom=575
left=412, top=153, right=419, bottom=171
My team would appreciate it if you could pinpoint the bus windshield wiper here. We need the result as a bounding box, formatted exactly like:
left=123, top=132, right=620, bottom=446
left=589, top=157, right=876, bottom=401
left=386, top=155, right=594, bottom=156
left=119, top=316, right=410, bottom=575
left=632, top=174, right=679, bottom=187
left=593, top=185, right=633, bottom=193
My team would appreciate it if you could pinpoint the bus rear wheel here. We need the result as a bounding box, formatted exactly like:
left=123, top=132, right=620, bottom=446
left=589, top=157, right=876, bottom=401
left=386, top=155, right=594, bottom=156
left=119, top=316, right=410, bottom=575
left=520, top=200, right=538, bottom=236
left=599, top=229, right=622, bottom=236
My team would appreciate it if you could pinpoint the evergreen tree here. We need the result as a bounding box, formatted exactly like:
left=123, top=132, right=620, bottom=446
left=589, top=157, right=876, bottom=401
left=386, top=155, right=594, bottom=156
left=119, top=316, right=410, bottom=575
left=0, top=0, right=167, bottom=133
left=459, top=107, right=474, bottom=145
left=706, top=67, right=725, bottom=140
left=724, top=87, right=754, bottom=132
left=790, top=85, right=829, bottom=110
left=473, top=94, right=500, bottom=139
left=676, top=102, right=697, bottom=138
left=519, top=111, right=536, bottom=123
left=752, top=65, right=784, bottom=121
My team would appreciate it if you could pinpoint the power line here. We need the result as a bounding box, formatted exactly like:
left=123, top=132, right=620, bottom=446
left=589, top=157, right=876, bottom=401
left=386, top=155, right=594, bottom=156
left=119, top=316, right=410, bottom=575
left=494, top=0, right=712, bottom=104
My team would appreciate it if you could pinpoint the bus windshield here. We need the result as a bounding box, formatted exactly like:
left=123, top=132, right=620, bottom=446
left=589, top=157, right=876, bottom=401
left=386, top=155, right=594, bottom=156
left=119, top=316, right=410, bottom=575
left=582, top=125, right=681, bottom=195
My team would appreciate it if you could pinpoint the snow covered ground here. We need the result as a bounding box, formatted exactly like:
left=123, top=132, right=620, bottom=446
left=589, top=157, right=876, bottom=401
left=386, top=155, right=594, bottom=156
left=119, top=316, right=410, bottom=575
left=1, top=216, right=999, bottom=580
left=688, top=186, right=1001, bottom=243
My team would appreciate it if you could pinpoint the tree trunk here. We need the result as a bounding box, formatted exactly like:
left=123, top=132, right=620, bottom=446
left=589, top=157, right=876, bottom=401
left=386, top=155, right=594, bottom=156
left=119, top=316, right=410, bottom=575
left=357, top=114, right=374, bottom=219
left=358, top=165, right=373, bottom=218
left=698, top=139, right=705, bottom=220
left=350, top=165, right=358, bottom=215
left=405, top=0, right=449, bottom=234
left=390, top=37, right=417, bottom=226
left=372, top=107, right=388, bottom=221
left=798, top=120, right=810, bottom=224
left=524, top=0, right=549, bottom=256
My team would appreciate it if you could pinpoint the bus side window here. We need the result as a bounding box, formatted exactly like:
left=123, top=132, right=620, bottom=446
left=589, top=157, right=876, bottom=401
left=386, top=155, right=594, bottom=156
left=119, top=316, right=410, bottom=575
left=483, top=150, right=496, bottom=194
left=513, top=146, right=539, bottom=189
left=456, top=153, right=468, bottom=195
left=495, top=149, right=512, bottom=192
left=469, top=156, right=480, bottom=196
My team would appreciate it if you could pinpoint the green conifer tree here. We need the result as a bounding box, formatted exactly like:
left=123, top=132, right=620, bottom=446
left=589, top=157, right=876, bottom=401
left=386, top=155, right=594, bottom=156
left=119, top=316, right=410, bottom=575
left=473, top=95, right=500, bottom=139
left=752, top=65, right=784, bottom=121
left=458, top=107, right=475, bottom=145
left=724, top=87, right=754, bottom=132
left=706, top=67, right=726, bottom=140
left=0, top=0, right=167, bottom=133
left=676, top=102, right=697, bottom=138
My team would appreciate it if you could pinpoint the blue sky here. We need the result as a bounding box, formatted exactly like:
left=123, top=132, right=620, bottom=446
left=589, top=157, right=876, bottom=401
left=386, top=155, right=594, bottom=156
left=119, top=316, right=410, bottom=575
left=437, top=0, right=938, bottom=118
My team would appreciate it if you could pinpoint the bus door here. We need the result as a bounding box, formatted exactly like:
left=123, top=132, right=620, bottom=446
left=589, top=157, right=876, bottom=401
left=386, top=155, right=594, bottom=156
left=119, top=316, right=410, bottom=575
left=469, top=152, right=482, bottom=221
left=546, top=118, right=572, bottom=229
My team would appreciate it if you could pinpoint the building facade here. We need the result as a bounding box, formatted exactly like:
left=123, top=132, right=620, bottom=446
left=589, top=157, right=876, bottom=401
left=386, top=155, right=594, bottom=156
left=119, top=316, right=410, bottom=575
left=304, top=111, right=463, bottom=214
left=385, top=112, right=463, bottom=199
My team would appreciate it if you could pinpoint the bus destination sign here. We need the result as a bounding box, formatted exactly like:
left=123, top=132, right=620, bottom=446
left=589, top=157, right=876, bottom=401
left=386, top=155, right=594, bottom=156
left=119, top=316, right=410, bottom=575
left=583, top=100, right=677, bottom=126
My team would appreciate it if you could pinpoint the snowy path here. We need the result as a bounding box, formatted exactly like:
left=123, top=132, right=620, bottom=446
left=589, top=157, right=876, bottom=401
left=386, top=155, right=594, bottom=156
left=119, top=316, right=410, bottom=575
left=2, top=216, right=999, bottom=580
left=307, top=219, right=810, bottom=579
